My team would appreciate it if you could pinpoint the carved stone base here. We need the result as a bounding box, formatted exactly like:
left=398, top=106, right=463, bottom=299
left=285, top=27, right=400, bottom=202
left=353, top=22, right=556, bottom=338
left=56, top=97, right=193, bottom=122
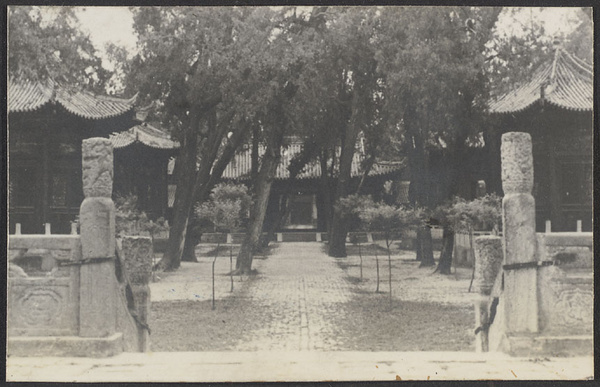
left=7, top=333, right=124, bottom=358
left=505, top=335, right=593, bottom=357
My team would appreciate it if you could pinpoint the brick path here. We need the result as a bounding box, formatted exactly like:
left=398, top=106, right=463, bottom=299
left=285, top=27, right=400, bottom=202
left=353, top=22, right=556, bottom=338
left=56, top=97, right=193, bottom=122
left=235, top=242, right=352, bottom=351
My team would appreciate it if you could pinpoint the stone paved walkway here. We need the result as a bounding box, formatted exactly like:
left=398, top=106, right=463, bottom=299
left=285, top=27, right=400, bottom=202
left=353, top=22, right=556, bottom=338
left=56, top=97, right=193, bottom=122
left=234, top=242, right=352, bottom=351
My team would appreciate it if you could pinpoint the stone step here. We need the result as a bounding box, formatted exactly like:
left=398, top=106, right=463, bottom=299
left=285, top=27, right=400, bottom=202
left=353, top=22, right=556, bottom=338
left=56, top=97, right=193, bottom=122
left=8, top=333, right=124, bottom=358
left=506, top=335, right=593, bottom=357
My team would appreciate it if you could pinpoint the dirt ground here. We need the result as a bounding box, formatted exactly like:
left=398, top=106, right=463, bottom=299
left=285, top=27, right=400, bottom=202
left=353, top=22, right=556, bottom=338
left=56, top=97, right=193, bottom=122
left=149, top=242, right=476, bottom=352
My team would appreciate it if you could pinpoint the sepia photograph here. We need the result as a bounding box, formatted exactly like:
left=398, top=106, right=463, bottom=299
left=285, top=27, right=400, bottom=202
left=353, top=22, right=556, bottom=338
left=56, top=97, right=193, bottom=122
left=5, top=5, right=594, bottom=382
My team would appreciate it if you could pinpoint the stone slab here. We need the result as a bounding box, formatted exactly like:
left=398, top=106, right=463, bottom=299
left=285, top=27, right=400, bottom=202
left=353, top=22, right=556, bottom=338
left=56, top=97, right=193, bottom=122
left=506, top=335, right=593, bottom=357
left=9, top=235, right=81, bottom=254
left=6, top=351, right=594, bottom=382
left=7, top=333, right=124, bottom=358
left=8, top=278, right=78, bottom=337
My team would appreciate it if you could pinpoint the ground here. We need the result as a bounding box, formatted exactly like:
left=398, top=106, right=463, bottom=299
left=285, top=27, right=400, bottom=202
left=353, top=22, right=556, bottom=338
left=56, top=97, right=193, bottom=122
left=149, top=241, right=476, bottom=352
left=7, top=241, right=593, bottom=382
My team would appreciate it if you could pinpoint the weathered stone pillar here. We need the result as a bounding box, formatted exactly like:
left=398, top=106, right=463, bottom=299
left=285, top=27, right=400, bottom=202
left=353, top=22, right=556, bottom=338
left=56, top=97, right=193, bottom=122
left=501, top=132, right=538, bottom=334
left=79, top=138, right=117, bottom=337
left=473, top=235, right=502, bottom=352
left=121, top=236, right=153, bottom=352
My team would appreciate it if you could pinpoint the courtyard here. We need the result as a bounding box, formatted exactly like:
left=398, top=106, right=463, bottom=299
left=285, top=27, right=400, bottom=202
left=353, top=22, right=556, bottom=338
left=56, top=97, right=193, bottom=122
left=7, top=242, right=593, bottom=382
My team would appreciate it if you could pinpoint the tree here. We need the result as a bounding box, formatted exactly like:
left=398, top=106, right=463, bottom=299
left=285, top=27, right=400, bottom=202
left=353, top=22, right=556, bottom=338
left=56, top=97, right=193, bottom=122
left=376, top=7, right=503, bottom=272
left=338, top=194, right=376, bottom=281
left=288, top=7, right=385, bottom=258
left=234, top=7, right=327, bottom=274
left=359, top=201, right=421, bottom=306
left=195, top=183, right=251, bottom=233
left=126, top=7, right=288, bottom=271
left=434, top=194, right=501, bottom=274
left=8, top=6, right=110, bottom=91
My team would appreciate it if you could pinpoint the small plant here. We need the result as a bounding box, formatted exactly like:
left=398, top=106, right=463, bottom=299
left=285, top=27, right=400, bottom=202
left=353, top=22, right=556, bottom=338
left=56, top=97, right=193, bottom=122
left=114, top=194, right=169, bottom=239
left=349, top=233, right=363, bottom=281
left=436, top=194, right=502, bottom=286
left=212, top=243, right=220, bottom=310
left=196, top=183, right=251, bottom=307
left=194, top=183, right=251, bottom=233
left=338, top=194, right=375, bottom=282
left=359, top=203, right=422, bottom=308
left=375, top=248, right=380, bottom=293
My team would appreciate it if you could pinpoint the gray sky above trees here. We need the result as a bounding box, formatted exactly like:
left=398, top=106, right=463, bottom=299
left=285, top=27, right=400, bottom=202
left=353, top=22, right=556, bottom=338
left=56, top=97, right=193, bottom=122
left=68, top=7, right=584, bottom=70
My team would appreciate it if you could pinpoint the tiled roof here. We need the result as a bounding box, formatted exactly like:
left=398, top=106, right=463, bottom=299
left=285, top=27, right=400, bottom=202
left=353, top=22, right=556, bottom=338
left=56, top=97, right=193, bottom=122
left=110, top=123, right=180, bottom=151
left=8, top=78, right=137, bottom=119
left=489, top=48, right=593, bottom=114
left=222, top=142, right=404, bottom=180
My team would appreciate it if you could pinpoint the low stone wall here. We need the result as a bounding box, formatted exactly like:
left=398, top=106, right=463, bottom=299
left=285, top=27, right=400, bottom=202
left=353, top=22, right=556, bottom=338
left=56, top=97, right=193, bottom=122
left=7, top=138, right=152, bottom=357
left=8, top=235, right=82, bottom=339
left=536, top=233, right=593, bottom=338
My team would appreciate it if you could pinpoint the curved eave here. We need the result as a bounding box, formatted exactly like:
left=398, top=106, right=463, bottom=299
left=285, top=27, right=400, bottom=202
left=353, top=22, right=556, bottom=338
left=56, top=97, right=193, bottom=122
left=489, top=50, right=592, bottom=115
left=56, top=92, right=138, bottom=120
left=113, top=142, right=181, bottom=152
left=489, top=97, right=592, bottom=115
left=8, top=79, right=54, bottom=112
left=8, top=78, right=138, bottom=120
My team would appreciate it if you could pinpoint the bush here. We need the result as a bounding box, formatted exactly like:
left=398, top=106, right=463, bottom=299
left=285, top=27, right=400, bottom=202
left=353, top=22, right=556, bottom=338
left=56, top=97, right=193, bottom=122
left=114, top=194, right=169, bottom=238
left=337, top=194, right=376, bottom=233
left=444, top=193, right=502, bottom=233
left=194, top=183, right=252, bottom=233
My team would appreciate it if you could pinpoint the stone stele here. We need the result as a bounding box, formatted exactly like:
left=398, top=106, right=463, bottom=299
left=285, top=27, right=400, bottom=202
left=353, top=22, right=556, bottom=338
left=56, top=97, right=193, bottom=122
left=473, top=236, right=502, bottom=296
left=121, top=236, right=153, bottom=285
left=82, top=138, right=114, bottom=198
left=501, top=132, right=533, bottom=195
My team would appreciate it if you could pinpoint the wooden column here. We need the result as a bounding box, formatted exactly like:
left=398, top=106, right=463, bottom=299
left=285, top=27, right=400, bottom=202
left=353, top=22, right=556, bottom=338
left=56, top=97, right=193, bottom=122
left=41, top=122, right=50, bottom=231
left=547, top=145, right=563, bottom=231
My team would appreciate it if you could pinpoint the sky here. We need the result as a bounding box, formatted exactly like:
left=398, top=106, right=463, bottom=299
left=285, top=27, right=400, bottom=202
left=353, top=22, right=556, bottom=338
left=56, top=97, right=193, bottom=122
left=40, top=6, right=587, bottom=71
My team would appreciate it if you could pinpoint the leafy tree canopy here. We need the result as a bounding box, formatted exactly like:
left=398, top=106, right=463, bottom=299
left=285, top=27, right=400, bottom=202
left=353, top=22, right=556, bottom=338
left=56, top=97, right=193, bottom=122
left=8, top=6, right=110, bottom=91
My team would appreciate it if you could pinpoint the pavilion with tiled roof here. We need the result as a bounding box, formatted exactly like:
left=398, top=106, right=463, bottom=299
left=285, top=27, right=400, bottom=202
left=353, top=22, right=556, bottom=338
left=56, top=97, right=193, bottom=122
left=218, top=137, right=406, bottom=231
left=110, top=123, right=180, bottom=220
left=222, top=141, right=404, bottom=181
left=487, top=47, right=592, bottom=231
left=8, top=79, right=178, bottom=233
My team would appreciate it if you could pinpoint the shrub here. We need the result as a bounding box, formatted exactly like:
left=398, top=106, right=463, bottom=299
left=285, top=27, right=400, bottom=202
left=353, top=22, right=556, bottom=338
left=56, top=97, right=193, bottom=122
left=114, top=194, right=169, bottom=238
left=444, top=193, right=502, bottom=233
left=194, top=183, right=252, bottom=233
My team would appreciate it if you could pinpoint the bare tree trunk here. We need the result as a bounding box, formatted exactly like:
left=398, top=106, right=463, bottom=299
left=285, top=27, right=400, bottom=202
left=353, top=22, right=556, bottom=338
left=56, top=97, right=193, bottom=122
left=319, top=151, right=333, bottom=235
left=158, top=106, right=224, bottom=270
left=418, top=226, right=435, bottom=267
left=181, top=122, right=248, bottom=262
left=235, top=142, right=281, bottom=274
left=156, top=108, right=203, bottom=271
left=356, top=154, right=375, bottom=195
left=437, top=226, right=454, bottom=274
left=328, top=96, right=362, bottom=258
left=375, top=249, right=380, bottom=293
left=387, top=239, right=392, bottom=307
